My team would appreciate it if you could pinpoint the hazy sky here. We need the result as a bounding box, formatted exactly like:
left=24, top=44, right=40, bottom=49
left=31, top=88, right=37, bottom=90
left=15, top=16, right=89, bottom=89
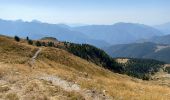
left=0, top=0, right=170, bottom=25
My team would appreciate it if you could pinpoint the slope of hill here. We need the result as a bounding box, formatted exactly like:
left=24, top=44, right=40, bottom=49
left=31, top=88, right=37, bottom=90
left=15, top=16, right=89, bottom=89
left=137, top=34, right=170, bottom=45
left=0, top=19, right=109, bottom=48
left=115, top=58, right=165, bottom=80
left=73, top=22, right=163, bottom=44
left=60, top=42, right=122, bottom=72
left=105, top=42, right=170, bottom=63
left=33, top=38, right=165, bottom=80
left=1, top=35, right=170, bottom=99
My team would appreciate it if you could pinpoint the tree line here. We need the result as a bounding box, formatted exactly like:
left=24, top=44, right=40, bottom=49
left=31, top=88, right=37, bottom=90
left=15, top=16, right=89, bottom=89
left=14, top=36, right=55, bottom=47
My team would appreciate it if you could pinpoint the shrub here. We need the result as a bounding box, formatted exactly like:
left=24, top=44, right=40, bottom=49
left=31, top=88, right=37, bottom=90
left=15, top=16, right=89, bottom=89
left=28, top=40, right=33, bottom=45
left=35, top=41, right=42, bottom=47
left=14, top=36, right=20, bottom=42
left=41, top=42, right=46, bottom=46
left=47, top=42, right=55, bottom=47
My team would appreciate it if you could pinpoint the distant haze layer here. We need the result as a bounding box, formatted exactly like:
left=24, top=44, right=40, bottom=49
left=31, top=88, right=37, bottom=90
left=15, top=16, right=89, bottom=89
left=0, top=0, right=170, bottom=25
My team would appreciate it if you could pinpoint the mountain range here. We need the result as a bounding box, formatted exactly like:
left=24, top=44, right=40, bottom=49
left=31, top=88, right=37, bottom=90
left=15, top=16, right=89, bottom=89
left=73, top=22, right=163, bottom=44
left=0, top=19, right=165, bottom=47
left=137, top=34, right=170, bottom=45
left=0, top=19, right=109, bottom=47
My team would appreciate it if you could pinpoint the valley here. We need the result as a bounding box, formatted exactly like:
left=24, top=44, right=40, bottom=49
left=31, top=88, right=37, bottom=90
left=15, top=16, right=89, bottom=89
left=104, top=42, right=170, bottom=63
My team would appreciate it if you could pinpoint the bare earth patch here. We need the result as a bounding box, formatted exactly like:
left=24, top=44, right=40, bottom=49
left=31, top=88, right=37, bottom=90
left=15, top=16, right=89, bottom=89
left=155, top=45, right=170, bottom=52
left=116, top=58, right=129, bottom=64
left=37, top=73, right=112, bottom=100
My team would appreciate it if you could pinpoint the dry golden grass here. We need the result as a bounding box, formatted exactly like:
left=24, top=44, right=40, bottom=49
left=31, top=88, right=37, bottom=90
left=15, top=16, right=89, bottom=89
left=34, top=47, right=170, bottom=100
left=0, top=85, right=10, bottom=93
left=5, top=93, right=19, bottom=100
left=0, top=36, right=38, bottom=64
left=1, top=35, right=170, bottom=100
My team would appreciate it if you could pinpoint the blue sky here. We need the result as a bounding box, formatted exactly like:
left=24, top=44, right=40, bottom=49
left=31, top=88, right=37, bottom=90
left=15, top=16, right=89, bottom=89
left=0, top=0, right=170, bottom=25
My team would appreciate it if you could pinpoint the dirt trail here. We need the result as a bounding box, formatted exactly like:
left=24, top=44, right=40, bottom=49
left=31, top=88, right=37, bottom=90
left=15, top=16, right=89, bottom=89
left=20, top=48, right=113, bottom=99
left=38, top=74, right=81, bottom=92
left=37, top=74, right=112, bottom=100
left=32, top=48, right=42, bottom=59
left=28, top=48, right=41, bottom=66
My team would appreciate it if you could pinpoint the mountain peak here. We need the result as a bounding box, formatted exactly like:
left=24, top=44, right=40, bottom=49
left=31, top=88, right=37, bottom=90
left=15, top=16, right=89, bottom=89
left=31, top=19, right=42, bottom=23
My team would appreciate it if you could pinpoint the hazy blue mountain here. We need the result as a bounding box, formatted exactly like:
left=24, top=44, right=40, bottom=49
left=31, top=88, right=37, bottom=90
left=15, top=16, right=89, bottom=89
left=73, top=22, right=163, bottom=44
left=104, top=42, right=170, bottom=63
left=155, top=22, right=170, bottom=34
left=137, top=34, right=170, bottom=45
left=0, top=19, right=109, bottom=47
left=150, top=35, right=170, bottom=44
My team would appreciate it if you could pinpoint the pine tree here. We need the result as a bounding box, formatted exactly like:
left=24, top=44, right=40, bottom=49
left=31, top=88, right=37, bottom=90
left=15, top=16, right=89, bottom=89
left=26, top=36, right=29, bottom=41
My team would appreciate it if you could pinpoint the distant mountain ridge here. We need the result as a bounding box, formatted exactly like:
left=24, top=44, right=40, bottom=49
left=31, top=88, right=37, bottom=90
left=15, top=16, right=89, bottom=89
left=137, top=34, right=170, bottom=45
left=0, top=19, right=109, bottom=47
left=155, top=22, right=170, bottom=34
left=104, top=42, right=170, bottom=63
left=0, top=19, right=164, bottom=47
left=73, top=22, right=163, bottom=44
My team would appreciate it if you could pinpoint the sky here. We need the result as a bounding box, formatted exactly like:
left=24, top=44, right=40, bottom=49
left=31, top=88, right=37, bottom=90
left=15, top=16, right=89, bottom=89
left=0, top=0, right=170, bottom=25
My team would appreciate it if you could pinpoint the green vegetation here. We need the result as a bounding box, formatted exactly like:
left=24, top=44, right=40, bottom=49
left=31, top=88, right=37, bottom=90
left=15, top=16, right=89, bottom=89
left=47, top=42, right=55, bottom=47
left=61, top=42, right=166, bottom=80
left=41, top=42, right=46, bottom=46
left=25, top=36, right=33, bottom=45
left=35, top=41, right=42, bottom=47
left=119, top=58, right=165, bottom=80
left=60, top=42, right=123, bottom=72
left=31, top=40, right=55, bottom=47
left=41, top=37, right=58, bottom=41
left=28, top=40, right=33, bottom=45
left=14, top=36, right=20, bottom=42
left=32, top=40, right=165, bottom=80
left=2, top=35, right=170, bottom=99
left=12, top=36, right=164, bottom=80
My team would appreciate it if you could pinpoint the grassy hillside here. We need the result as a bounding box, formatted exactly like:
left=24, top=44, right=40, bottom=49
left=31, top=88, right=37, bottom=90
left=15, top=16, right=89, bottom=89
left=61, top=42, right=122, bottom=72
left=23, top=38, right=165, bottom=80
left=1, top=35, right=170, bottom=99
left=0, top=35, right=38, bottom=64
